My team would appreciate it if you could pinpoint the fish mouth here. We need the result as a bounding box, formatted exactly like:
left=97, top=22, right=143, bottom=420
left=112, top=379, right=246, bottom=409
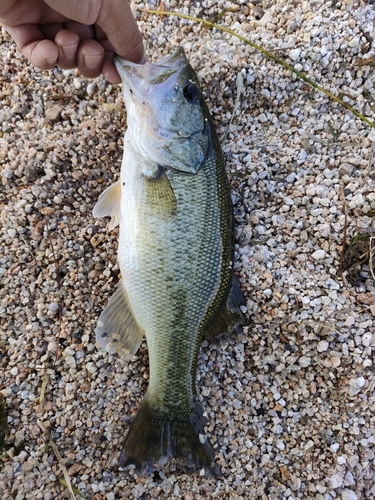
left=114, top=47, right=191, bottom=155
left=114, top=47, right=188, bottom=98
left=114, top=47, right=207, bottom=171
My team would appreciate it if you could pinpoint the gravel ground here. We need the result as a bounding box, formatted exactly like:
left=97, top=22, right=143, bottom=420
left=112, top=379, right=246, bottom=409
left=1, top=1, right=375, bottom=499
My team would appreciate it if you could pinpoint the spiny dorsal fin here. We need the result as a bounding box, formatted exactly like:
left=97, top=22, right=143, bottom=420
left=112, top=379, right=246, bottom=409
left=95, top=281, right=144, bottom=357
left=203, top=276, right=246, bottom=339
left=92, top=180, right=121, bottom=230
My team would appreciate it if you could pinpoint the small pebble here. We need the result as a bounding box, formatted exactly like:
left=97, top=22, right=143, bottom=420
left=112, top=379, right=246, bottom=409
left=317, top=340, right=329, bottom=352
left=311, top=250, right=326, bottom=260
left=341, top=489, right=358, bottom=500
left=298, top=356, right=311, bottom=368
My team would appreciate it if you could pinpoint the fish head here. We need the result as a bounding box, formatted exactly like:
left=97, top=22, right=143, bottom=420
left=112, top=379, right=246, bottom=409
left=115, top=47, right=211, bottom=174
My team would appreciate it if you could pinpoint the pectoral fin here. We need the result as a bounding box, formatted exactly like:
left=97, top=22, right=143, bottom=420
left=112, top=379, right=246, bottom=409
left=203, top=276, right=246, bottom=339
left=92, top=180, right=121, bottom=230
left=95, top=281, right=144, bottom=357
left=144, top=168, right=177, bottom=216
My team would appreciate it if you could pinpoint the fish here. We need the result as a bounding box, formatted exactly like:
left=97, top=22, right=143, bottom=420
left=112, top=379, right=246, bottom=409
left=92, top=47, right=245, bottom=476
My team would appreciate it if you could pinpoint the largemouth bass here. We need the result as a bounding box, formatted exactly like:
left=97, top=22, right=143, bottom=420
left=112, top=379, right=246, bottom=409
left=93, top=47, right=245, bottom=476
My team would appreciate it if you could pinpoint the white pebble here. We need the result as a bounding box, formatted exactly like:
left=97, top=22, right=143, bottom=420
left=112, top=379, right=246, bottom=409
left=328, top=472, right=343, bottom=488
left=368, top=129, right=375, bottom=142
left=345, top=316, right=355, bottom=327
left=232, top=399, right=242, bottom=410
left=298, top=356, right=311, bottom=367
left=87, top=82, right=97, bottom=96
left=317, top=340, right=329, bottom=352
left=7, top=228, right=17, bottom=238
left=348, top=376, right=365, bottom=396
left=289, top=48, right=301, bottom=61
left=65, top=383, right=75, bottom=396
left=362, top=333, right=372, bottom=347
left=276, top=440, right=285, bottom=450
left=73, top=77, right=82, bottom=89
left=65, top=356, right=76, bottom=368
left=341, top=489, right=358, bottom=500
left=330, top=443, right=339, bottom=453
left=348, top=36, right=360, bottom=48
left=258, top=113, right=267, bottom=123
left=273, top=424, right=283, bottom=434
left=305, top=440, right=314, bottom=451
left=86, top=362, right=97, bottom=374
left=311, top=250, right=326, bottom=260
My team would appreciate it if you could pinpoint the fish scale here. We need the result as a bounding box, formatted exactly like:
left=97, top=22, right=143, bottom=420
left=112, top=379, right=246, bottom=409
left=125, top=166, right=223, bottom=409
left=93, top=47, right=245, bottom=475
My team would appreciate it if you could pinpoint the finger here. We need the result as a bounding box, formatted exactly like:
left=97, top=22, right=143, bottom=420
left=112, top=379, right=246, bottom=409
left=96, top=38, right=120, bottom=84
left=77, top=39, right=105, bottom=79
left=101, top=51, right=121, bottom=84
left=55, top=29, right=80, bottom=69
left=4, top=24, right=58, bottom=69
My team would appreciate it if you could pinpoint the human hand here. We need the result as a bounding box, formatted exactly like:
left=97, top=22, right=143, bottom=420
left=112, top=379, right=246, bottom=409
left=0, top=0, right=145, bottom=83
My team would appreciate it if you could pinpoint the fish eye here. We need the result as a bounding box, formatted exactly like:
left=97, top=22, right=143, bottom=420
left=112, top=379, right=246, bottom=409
left=183, top=83, right=200, bottom=102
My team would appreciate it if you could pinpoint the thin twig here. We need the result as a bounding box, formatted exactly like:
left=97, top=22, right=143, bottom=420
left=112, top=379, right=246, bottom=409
left=39, top=371, right=49, bottom=405
left=57, top=477, right=88, bottom=500
left=369, top=237, right=375, bottom=282
left=37, top=420, right=76, bottom=500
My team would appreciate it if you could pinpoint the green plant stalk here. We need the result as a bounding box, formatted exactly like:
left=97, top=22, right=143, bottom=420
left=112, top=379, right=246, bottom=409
left=142, top=9, right=375, bottom=130
left=57, top=478, right=88, bottom=500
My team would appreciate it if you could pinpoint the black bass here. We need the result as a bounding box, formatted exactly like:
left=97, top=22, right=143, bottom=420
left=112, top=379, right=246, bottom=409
left=93, top=47, right=245, bottom=476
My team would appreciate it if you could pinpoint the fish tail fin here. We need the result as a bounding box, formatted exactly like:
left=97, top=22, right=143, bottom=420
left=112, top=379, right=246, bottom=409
left=119, top=398, right=221, bottom=477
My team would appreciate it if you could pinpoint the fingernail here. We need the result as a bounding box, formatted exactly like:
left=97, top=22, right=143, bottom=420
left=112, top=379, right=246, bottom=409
left=62, top=44, right=78, bottom=61
left=83, top=54, right=103, bottom=70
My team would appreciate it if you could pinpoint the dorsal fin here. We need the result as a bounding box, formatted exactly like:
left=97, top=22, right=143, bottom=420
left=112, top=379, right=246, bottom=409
left=203, top=276, right=246, bottom=339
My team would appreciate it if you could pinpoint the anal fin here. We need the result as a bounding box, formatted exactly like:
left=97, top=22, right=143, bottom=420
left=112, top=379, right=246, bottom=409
left=92, top=180, right=121, bottom=230
left=203, top=276, right=246, bottom=340
left=95, top=280, right=144, bottom=357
